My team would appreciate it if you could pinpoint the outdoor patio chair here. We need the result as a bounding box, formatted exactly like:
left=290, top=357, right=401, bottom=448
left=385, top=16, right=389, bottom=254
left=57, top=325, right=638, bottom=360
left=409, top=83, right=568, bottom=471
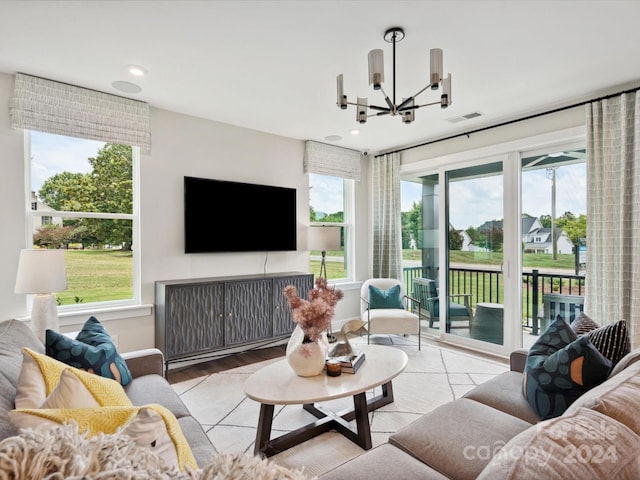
left=360, top=278, right=421, bottom=350
left=412, top=277, right=472, bottom=329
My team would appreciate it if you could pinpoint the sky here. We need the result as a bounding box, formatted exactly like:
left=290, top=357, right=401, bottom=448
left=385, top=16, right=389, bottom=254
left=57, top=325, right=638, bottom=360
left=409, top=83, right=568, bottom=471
left=402, top=163, right=587, bottom=229
left=30, top=131, right=104, bottom=193
left=31, top=132, right=586, bottom=229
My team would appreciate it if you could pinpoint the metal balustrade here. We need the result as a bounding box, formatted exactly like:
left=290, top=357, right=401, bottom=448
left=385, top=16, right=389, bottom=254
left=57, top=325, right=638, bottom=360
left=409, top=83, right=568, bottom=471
left=403, top=266, right=585, bottom=334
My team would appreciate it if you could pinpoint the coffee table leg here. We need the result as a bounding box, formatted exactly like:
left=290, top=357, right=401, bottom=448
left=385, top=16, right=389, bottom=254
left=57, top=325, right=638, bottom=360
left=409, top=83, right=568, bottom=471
left=254, top=403, right=275, bottom=456
left=353, top=391, right=372, bottom=450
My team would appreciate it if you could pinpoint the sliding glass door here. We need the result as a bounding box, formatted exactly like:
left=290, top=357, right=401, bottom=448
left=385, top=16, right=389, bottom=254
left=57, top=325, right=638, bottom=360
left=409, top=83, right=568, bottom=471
left=445, top=161, right=506, bottom=346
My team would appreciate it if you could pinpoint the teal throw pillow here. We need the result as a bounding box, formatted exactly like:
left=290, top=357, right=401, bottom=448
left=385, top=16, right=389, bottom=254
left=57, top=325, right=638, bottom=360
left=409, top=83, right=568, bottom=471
left=368, top=284, right=403, bottom=309
left=45, top=316, right=132, bottom=386
left=523, top=315, right=612, bottom=420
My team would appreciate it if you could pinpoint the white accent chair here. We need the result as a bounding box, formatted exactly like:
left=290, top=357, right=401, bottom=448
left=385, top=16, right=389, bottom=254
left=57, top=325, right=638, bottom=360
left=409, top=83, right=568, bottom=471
left=360, top=278, right=421, bottom=350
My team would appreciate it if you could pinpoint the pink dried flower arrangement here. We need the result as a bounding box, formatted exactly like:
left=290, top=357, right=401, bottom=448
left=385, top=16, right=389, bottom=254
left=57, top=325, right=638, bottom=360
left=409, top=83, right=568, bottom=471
left=283, top=277, right=344, bottom=342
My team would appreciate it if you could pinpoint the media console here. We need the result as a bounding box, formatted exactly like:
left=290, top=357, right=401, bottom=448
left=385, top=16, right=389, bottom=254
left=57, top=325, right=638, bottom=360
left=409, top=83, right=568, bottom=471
left=155, top=272, right=313, bottom=370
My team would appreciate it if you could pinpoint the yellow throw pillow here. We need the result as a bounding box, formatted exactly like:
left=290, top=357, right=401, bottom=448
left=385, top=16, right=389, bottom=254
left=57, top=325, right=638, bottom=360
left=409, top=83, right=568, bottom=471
left=15, top=347, right=131, bottom=409
left=9, top=404, right=197, bottom=472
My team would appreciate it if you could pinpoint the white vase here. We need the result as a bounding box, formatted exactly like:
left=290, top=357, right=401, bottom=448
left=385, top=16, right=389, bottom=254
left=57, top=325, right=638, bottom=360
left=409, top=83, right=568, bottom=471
left=286, top=325, right=329, bottom=377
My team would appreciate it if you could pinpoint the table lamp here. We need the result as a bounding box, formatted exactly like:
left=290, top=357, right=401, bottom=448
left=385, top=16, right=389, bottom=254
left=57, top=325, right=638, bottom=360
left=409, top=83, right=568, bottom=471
left=308, top=225, right=341, bottom=279
left=14, top=249, right=67, bottom=342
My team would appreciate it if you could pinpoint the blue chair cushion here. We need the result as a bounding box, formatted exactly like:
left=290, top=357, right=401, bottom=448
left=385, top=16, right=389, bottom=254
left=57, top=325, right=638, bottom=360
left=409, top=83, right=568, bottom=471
left=368, top=284, right=403, bottom=309
left=522, top=315, right=612, bottom=420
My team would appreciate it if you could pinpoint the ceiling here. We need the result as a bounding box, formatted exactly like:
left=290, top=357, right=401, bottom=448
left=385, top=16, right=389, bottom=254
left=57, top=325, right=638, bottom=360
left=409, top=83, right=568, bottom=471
left=1, top=1, right=640, bottom=155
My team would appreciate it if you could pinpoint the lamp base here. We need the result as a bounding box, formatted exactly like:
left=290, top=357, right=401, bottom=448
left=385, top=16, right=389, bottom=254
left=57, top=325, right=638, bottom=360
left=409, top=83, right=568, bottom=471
left=31, top=293, right=59, bottom=343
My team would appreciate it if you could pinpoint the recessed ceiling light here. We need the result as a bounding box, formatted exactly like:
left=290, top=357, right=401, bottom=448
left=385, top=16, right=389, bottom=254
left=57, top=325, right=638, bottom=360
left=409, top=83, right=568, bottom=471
left=127, top=65, right=147, bottom=76
left=111, top=81, right=142, bottom=94
left=324, top=135, right=342, bottom=141
left=350, top=129, right=360, bottom=135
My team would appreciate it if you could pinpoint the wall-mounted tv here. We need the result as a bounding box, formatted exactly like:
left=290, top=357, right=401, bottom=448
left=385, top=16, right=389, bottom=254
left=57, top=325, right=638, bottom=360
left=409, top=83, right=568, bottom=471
left=184, top=176, right=297, bottom=253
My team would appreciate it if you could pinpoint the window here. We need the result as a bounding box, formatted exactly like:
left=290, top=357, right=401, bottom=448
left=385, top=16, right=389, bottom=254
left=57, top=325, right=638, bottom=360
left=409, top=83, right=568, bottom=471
left=309, top=173, right=352, bottom=282
left=25, top=130, right=138, bottom=308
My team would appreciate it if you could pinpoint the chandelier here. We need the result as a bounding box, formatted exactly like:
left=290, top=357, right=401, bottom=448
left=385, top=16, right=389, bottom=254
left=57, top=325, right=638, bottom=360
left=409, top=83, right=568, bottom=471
left=336, top=27, right=452, bottom=124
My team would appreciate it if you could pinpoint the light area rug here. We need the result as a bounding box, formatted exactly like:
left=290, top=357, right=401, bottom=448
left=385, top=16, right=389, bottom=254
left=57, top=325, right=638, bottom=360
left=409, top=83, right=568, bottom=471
left=172, top=334, right=509, bottom=477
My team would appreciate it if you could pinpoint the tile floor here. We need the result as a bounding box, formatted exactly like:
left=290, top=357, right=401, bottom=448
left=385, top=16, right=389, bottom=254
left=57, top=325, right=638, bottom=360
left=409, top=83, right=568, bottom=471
left=172, top=334, right=510, bottom=477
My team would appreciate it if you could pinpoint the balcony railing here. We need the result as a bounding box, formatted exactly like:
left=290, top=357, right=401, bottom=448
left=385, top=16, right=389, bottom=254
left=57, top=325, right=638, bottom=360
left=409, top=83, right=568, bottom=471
left=403, top=266, right=586, bottom=334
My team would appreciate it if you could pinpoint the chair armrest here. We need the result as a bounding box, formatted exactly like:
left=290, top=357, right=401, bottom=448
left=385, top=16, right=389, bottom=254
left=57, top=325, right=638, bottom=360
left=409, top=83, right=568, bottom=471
left=122, top=348, right=165, bottom=378
left=510, top=348, right=529, bottom=373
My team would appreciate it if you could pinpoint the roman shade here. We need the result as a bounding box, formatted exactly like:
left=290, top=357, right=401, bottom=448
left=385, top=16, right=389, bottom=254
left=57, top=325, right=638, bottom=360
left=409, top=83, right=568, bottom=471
left=9, top=73, right=151, bottom=152
left=303, top=140, right=361, bottom=180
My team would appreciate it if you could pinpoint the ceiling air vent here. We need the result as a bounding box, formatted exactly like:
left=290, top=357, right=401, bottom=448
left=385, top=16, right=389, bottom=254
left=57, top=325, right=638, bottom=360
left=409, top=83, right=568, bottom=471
left=447, top=112, right=483, bottom=123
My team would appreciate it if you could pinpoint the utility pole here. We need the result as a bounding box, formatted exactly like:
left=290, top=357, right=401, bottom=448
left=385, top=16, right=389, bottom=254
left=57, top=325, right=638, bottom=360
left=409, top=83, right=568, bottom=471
left=546, top=167, right=558, bottom=260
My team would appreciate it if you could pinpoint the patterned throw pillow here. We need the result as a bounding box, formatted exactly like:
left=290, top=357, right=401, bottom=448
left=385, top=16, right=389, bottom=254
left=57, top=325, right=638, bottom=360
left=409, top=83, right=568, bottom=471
left=46, top=316, right=132, bottom=386
left=585, top=319, right=631, bottom=369
left=368, top=284, right=403, bottom=309
left=523, top=315, right=612, bottom=420
left=15, top=348, right=132, bottom=409
left=571, top=312, right=600, bottom=335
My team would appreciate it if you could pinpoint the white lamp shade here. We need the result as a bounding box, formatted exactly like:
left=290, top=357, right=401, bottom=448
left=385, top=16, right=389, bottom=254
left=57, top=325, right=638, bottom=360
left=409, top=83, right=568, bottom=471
left=308, top=226, right=341, bottom=252
left=15, top=249, right=67, bottom=294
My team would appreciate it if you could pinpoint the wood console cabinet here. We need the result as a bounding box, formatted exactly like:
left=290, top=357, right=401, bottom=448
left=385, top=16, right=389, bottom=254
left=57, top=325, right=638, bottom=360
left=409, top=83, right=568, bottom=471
left=155, top=272, right=313, bottom=367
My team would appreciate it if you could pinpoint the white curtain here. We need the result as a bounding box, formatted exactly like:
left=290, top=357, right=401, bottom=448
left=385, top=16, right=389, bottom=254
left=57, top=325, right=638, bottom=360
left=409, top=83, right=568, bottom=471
left=372, top=152, right=403, bottom=280
left=9, top=73, right=151, bottom=151
left=586, top=91, right=640, bottom=347
left=303, top=140, right=361, bottom=180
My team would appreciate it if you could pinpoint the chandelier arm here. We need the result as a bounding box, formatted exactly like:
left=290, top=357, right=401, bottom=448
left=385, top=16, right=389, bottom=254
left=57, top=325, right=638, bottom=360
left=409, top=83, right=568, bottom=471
left=378, top=85, right=395, bottom=111
left=410, top=100, right=441, bottom=109
left=368, top=104, right=392, bottom=112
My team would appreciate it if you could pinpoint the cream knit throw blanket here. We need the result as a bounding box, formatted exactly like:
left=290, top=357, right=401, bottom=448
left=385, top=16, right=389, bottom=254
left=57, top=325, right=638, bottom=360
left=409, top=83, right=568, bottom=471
left=0, top=423, right=315, bottom=480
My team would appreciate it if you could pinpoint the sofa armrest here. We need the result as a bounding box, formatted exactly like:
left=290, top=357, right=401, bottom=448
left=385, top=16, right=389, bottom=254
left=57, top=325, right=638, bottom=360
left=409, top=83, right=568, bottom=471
left=121, top=348, right=165, bottom=378
left=510, top=348, right=529, bottom=373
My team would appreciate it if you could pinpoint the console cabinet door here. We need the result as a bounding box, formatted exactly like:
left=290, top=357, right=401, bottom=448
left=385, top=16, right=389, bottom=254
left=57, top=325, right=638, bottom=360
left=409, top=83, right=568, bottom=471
left=165, top=283, right=224, bottom=359
left=224, top=278, right=272, bottom=345
left=272, top=274, right=314, bottom=336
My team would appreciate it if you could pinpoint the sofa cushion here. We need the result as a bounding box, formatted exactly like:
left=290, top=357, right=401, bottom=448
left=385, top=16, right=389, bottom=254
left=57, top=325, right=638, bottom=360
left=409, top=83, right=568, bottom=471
left=564, top=359, right=640, bottom=435
left=523, top=315, right=611, bottom=420
left=463, top=371, right=539, bottom=424
left=368, top=284, right=403, bottom=309
left=389, top=398, right=531, bottom=480
left=477, top=408, right=640, bottom=479
left=609, top=346, right=640, bottom=377
left=15, top=348, right=132, bottom=409
left=9, top=403, right=197, bottom=471
left=124, top=373, right=191, bottom=418
left=320, top=443, right=449, bottom=480
left=0, top=319, right=44, bottom=441
left=46, top=316, right=132, bottom=386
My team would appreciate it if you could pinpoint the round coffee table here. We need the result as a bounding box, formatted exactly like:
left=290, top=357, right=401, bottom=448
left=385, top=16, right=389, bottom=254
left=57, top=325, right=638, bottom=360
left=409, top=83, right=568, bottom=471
left=244, top=344, right=408, bottom=457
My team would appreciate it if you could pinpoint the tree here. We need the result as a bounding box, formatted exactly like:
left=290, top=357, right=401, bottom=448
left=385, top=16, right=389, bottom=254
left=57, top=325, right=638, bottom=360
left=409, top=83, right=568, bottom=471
left=401, top=201, right=422, bottom=249
left=557, top=212, right=586, bottom=246
left=539, top=214, right=552, bottom=228
left=37, top=144, right=133, bottom=250
left=449, top=227, right=463, bottom=250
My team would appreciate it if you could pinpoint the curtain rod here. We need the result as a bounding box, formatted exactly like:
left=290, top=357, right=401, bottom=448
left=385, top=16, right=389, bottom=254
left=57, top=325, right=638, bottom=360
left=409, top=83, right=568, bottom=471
left=375, top=84, right=640, bottom=158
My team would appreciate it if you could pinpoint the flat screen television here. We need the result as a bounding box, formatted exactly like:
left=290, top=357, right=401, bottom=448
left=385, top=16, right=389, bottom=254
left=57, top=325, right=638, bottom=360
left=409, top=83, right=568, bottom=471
left=184, top=176, right=297, bottom=253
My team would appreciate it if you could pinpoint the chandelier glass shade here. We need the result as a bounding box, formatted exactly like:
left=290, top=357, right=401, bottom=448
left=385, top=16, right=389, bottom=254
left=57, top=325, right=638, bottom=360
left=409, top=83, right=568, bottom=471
left=336, top=27, right=452, bottom=124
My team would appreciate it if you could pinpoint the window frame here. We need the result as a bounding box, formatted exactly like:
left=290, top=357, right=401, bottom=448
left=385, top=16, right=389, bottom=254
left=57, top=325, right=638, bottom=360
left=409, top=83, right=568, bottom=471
left=308, top=173, right=355, bottom=284
left=22, top=130, right=141, bottom=313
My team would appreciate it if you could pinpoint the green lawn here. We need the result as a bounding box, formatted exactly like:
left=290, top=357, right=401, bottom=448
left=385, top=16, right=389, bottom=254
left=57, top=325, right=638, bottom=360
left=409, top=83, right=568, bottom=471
left=58, top=249, right=575, bottom=305
left=57, top=249, right=133, bottom=305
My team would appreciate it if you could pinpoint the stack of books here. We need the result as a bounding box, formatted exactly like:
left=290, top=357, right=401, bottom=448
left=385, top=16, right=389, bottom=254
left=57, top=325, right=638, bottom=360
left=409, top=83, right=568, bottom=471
left=327, top=349, right=366, bottom=374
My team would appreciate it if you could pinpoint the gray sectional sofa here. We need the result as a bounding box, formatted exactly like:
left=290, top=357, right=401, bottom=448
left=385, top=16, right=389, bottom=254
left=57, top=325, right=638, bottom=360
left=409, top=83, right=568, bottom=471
left=319, top=347, right=640, bottom=479
left=0, top=318, right=216, bottom=467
